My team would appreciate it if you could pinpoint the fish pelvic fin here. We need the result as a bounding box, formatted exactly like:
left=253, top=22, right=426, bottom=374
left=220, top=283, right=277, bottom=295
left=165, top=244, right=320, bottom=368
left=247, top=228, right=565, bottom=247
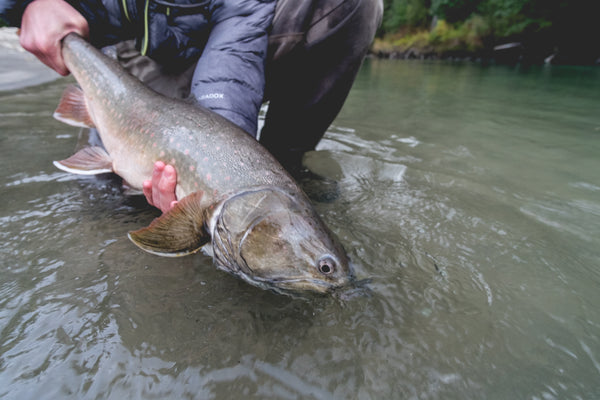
left=128, top=191, right=210, bottom=257
left=53, top=146, right=113, bottom=175
left=53, top=85, right=95, bottom=128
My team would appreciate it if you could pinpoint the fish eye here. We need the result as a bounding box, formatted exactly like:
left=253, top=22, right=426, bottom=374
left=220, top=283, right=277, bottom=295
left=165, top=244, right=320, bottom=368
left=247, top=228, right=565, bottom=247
left=318, top=257, right=336, bottom=275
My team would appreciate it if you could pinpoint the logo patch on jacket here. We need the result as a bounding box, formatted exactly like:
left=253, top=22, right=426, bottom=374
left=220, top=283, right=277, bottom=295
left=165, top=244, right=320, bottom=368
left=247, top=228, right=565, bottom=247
left=199, top=93, right=225, bottom=100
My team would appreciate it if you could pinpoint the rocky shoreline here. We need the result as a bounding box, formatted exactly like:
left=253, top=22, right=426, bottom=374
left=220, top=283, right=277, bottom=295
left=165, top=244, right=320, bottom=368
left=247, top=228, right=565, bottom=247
left=370, top=39, right=600, bottom=66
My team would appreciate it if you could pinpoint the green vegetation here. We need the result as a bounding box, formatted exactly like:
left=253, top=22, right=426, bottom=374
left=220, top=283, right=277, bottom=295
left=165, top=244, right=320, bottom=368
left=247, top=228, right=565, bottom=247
left=375, top=0, right=600, bottom=64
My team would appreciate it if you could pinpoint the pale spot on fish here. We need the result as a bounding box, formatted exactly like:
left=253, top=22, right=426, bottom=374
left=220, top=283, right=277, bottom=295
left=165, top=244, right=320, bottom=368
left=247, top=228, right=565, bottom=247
left=189, top=165, right=195, bottom=172
left=170, top=158, right=176, bottom=164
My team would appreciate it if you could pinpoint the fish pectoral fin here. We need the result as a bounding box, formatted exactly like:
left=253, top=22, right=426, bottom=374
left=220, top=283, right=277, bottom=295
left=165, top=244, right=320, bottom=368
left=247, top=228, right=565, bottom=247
left=54, top=146, right=113, bottom=175
left=53, top=85, right=95, bottom=128
left=128, top=191, right=210, bottom=257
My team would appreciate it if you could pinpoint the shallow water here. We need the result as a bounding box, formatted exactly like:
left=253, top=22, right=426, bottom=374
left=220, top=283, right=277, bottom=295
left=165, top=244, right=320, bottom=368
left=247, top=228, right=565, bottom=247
left=1, top=59, right=599, bottom=399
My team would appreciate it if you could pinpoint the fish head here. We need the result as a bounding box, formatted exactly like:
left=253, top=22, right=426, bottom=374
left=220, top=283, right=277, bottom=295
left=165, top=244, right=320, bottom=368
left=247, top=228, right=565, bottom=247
left=212, top=188, right=353, bottom=294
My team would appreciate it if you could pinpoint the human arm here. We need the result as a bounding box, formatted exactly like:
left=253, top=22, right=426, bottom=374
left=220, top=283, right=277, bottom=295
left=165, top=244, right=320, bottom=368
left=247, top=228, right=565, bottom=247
left=190, top=0, right=276, bottom=136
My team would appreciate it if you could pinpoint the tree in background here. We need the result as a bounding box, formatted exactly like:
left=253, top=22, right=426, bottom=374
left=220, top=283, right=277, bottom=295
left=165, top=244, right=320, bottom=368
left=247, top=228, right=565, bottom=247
left=431, top=0, right=480, bottom=23
left=382, top=0, right=431, bottom=32
left=378, top=0, right=600, bottom=64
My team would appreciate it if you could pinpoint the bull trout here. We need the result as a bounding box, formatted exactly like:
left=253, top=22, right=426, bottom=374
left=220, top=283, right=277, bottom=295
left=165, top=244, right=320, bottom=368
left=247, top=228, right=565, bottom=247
left=52, top=33, right=353, bottom=295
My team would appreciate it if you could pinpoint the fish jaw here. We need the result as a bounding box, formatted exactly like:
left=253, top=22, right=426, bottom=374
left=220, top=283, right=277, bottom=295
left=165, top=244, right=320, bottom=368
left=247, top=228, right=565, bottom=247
left=210, top=188, right=353, bottom=294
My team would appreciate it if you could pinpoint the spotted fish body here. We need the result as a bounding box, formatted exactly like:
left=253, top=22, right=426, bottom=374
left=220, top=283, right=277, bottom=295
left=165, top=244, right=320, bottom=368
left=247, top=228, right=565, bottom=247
left=53, top=33, right=353, bottom=295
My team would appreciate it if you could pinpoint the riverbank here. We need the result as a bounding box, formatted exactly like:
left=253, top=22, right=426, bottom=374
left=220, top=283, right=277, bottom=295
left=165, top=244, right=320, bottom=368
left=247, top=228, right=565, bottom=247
left=372, top=22, right=600, bottom=66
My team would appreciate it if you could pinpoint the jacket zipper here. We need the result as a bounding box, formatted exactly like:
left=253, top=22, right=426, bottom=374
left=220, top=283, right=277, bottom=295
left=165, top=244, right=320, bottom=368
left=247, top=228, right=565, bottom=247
left=121, top=0, right=131, bottom=23
left=141, top=0, right=150, bottom=55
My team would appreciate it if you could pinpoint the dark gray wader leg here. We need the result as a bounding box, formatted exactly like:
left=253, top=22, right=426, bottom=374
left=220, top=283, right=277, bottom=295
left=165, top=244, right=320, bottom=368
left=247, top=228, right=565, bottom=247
left=261, top=0, right=383, bottom=173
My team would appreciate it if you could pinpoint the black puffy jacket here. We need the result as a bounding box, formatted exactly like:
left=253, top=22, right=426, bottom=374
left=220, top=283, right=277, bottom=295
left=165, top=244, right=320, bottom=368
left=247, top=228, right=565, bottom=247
left=1, top=0, right=277, bottom=135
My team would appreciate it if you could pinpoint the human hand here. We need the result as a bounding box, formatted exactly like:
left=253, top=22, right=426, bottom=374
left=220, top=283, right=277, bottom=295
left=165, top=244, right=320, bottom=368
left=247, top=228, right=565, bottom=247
left=143, top=161, right=179, bottom=213
left=19, top=0, right=89, bottom=76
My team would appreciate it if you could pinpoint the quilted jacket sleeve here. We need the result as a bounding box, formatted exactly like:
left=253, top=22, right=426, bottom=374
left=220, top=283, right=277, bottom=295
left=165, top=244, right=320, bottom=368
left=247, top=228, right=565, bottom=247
left=190, top=0, right=276, bottom=137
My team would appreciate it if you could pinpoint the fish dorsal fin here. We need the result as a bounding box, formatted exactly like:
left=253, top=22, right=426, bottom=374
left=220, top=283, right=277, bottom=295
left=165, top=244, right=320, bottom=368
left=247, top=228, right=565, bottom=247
left=53, top=85, right=95, bottom=128
left=53, top=146, right=113, bottom=175
left=128, top=191, right=210, bottom=257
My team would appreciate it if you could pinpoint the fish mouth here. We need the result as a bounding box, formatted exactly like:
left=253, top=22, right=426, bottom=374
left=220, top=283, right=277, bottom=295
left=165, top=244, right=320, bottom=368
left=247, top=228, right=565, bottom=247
left=257, top=276, right=368, bottom=297
left=332, top=278, right=373, bottom=300
left=227, top=269, right=347, bottom=295
left=260, top=276, right=343, bottom=293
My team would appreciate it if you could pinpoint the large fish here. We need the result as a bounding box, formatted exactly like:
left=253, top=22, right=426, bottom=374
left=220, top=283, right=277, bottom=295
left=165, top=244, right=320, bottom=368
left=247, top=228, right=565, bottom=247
left=52, top=33, right=353, bottom=295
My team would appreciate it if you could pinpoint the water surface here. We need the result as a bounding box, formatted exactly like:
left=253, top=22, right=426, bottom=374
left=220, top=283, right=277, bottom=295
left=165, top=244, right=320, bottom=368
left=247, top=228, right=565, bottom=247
left=1, top=59, right=599, bottom=399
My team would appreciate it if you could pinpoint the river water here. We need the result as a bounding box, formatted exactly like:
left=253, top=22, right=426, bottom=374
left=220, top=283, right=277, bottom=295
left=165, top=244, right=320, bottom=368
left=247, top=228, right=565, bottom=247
left=1, top=55, right=599, bottom=399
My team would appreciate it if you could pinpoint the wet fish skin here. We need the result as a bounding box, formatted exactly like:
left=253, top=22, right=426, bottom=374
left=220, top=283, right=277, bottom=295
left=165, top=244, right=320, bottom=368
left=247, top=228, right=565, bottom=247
left=52, top=33, right=353, bottom=295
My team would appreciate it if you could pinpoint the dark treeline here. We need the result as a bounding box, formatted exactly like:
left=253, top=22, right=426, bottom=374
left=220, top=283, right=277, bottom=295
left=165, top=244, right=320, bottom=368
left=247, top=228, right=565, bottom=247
left=377, top=0, right=600, bottom=64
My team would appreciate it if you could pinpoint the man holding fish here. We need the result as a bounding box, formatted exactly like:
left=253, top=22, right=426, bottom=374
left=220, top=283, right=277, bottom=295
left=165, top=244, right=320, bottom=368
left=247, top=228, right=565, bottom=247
left=2, top=0, right=382, bottom=212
